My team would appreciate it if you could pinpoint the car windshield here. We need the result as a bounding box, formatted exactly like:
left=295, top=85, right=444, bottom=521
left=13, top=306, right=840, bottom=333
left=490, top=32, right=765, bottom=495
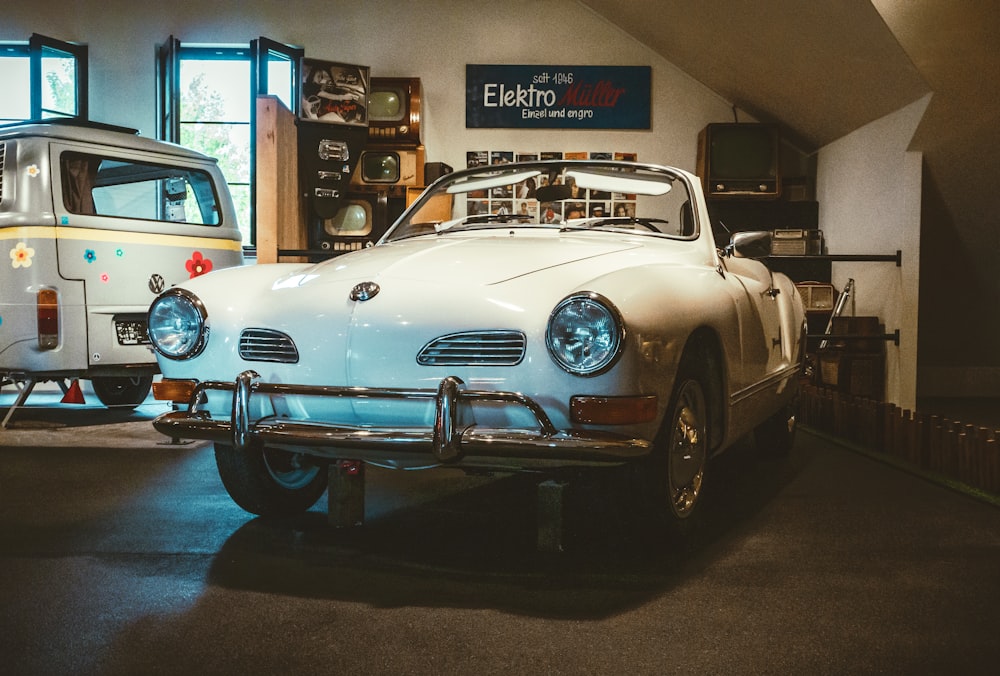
left=385, top=160, right=697, bottom=242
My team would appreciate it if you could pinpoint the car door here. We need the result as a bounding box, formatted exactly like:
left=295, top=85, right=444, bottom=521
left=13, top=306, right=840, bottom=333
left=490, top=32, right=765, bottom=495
left=720, top=255, right=786, bottom=378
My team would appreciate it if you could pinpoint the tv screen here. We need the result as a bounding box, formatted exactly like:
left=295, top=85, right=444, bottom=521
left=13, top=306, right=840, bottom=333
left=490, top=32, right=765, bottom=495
left=323, top=200, right=372, bottom=237
left=709, top=126, right=776, bottom=179
left=369, top=88, right=404, bottom=122
left=362, top=152, right=401, bottom=183
left=698, top=123, right=780, bottom=198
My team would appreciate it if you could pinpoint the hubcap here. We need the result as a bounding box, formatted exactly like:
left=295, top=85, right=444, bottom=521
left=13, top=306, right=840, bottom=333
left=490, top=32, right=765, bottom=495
left=262, top=448, right=321, bottom=490
left=667, top=379, right=707, bottom=518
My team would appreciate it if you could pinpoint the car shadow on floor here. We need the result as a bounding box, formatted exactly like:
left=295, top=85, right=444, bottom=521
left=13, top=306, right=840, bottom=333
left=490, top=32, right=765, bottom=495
left=206, top=437, right=813, bottom=619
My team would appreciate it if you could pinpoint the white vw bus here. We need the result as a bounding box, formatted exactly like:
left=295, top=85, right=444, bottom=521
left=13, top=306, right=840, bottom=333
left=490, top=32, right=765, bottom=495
left=0, top=120, right=244, bottom=421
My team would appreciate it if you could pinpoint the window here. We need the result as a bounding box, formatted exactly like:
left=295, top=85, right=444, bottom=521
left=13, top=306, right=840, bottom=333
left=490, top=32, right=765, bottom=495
left=0, top=34, right=88, bottom=125
left=60, top=151, right=221, bottom=225
left=158, top=36, right=301, bottom=247
left=0, top=44, right=29, bottom=124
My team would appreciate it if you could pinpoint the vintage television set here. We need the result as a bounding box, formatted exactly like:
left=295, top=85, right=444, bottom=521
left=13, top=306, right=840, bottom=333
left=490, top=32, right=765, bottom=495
left=311, top=190, right=404, bottom=254
left=368, top=77, right=421, bottom=145
left=697, top=123, right=781, bottom=199
left=350, top=146, right=426, bottom=198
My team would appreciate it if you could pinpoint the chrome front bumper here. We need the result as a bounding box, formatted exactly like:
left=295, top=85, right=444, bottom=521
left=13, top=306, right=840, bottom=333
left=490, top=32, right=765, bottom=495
left=152, top=370, right=652, bottom=468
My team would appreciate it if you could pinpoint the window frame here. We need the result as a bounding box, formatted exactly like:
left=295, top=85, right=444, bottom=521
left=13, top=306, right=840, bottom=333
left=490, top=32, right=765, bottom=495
left=0, top=34, right=88, bottom=124
left=157, top=36, right=301, bottom=248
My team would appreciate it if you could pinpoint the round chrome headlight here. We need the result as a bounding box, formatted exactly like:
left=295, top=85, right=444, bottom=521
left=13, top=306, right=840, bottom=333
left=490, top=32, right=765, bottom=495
left=148, top=289, right=208, bottom=360
left=546, top=293, right=624, bottom=376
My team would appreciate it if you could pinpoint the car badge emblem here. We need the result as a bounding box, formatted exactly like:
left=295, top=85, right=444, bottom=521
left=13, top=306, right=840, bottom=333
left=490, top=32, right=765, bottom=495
left=350, top=281, right=380, bottom=302
left=148, top=273, right=165, bottom=294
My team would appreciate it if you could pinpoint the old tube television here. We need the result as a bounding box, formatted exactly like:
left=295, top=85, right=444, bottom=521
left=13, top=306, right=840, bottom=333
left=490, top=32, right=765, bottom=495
left=697, top=123, right=781, bottom=199
left=367, top=77, right=421, bottom=145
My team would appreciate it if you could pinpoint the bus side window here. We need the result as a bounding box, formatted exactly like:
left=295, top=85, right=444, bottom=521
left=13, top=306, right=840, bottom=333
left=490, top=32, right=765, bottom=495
left=60, top=151, right=220, bottom=226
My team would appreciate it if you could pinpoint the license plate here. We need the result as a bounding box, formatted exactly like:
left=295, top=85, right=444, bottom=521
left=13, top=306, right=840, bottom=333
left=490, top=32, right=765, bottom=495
left=115, top=319, right=150, bottom=346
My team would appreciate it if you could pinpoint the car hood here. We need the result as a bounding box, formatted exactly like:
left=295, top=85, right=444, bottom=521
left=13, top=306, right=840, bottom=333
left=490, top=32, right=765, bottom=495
left=307, top=233, right=644, bottom=286
left=168, top=231, right=679, bottom=391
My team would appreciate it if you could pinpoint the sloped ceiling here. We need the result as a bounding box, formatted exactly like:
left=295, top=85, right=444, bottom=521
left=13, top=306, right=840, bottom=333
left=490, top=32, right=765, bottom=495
left=579, top=0, right=1000, bottom=227
left=580, top=0, right=930, bottom=151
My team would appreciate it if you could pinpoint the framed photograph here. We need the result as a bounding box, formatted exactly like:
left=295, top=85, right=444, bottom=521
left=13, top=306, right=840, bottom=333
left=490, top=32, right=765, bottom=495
left=300, top=58, right=369, bottom=126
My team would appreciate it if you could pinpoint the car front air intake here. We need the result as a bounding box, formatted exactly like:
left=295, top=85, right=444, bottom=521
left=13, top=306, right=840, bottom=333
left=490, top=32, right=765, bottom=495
left=239, top=328, right=299, bottom=364
left=417, top=330, right=526, bottom=366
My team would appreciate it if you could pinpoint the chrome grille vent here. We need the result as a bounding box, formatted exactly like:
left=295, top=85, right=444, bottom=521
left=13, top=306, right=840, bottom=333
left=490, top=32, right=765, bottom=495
left=417, top=331, right=526, bottom=366
left=239, top=328, right=299, bottom=363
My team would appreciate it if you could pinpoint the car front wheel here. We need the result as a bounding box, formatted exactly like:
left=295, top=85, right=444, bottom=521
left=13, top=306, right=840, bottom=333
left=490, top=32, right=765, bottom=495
left=662, top=375, right=709, bottom=521
left=631, top=361, right=711, bottom=535
left=214, top=443, right=328, bottom=517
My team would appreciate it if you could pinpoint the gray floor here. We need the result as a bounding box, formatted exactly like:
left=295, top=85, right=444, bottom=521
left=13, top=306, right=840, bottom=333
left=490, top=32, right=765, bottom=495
left=2, top=390, right=999, bottom=675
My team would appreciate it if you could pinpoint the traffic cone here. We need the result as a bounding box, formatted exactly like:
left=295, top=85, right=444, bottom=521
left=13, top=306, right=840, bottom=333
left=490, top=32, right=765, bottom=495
left=61, top=379, right=86, bottom=404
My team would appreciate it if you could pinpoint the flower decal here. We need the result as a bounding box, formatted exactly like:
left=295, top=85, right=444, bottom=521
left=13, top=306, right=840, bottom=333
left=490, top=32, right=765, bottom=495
left=84, top=249, right=97, bottom=264
left=100, top=273, right=110, bottom=283
left=185, top=251, right=213, bottom=278
left=27, top=164, right=40, bottom=178
left=116, top=248, right=125, bottom=258
left=10, top=242, right=35, bottom=269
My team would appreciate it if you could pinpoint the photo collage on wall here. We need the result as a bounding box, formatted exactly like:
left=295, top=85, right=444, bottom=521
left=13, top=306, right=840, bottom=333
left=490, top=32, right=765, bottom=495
left=464, top=151, right=638, bottom=222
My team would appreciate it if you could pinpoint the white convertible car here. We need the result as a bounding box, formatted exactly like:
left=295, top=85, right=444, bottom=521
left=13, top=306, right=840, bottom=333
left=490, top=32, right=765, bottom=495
left=148, top=159, right=805, bottom=533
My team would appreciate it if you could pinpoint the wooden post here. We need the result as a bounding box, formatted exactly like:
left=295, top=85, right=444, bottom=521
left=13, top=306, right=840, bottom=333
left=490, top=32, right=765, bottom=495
left=255, top=95, right=306, bottom=264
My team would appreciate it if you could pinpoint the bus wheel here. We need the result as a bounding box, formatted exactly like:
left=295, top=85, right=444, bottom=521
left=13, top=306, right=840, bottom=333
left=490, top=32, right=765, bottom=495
left=91, top=375, right=153, bottom=409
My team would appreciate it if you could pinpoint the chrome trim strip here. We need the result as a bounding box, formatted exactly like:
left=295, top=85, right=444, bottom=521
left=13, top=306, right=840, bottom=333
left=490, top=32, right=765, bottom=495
left=729, top=364, right=800, bottom=406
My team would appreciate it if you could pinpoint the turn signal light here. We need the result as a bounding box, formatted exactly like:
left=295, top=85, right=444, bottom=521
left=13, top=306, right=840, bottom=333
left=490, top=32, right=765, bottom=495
left=570, top=395, right=658, bottom=425
left=152, top=379, right=198, bottom=403
left=37, top=288, right=59, bottom=350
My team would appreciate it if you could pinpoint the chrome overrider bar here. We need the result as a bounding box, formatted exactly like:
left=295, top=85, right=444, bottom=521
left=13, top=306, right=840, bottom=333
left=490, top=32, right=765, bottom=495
left=152, top=370, right=652, bottom=465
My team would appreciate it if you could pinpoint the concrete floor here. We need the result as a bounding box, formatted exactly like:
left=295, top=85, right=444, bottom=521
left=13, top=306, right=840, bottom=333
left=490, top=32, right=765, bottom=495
left=2, top=389, right=1000, bottom=675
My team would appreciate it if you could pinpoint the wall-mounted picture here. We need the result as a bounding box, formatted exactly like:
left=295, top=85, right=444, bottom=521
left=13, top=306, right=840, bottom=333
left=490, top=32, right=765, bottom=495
left=300, top=58, right=369, bottom=126
left=464, top=149, right=638, bottom=221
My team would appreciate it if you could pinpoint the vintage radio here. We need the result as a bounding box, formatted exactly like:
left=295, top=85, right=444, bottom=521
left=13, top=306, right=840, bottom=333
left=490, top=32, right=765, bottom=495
left=368, top=77, right=421, bottom=145
left=796, top=282, right=836, bottom=312
left=311, top=190, right=405, bottom=253
left=424, top=161, right=453, bottom=185
left=350, top=146, right=426, bottom=198
left=770, top=228, right=823, bottom=256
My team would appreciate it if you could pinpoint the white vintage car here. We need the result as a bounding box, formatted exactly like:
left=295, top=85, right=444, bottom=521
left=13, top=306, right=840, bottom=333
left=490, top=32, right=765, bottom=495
left=148, top=159, right=805, bottom=533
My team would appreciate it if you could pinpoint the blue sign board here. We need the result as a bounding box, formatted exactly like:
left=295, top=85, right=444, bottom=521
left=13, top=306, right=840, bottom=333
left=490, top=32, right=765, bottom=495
left=466, top=65, right=651, bottom=129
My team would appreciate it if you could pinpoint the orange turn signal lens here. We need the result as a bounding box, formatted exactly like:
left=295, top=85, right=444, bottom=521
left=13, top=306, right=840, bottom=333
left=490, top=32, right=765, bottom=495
left=37, top=288, right=59, bottom=350
left=570, top=395, right=658, bottom=425
left=152, top=379, right=198, bottom=403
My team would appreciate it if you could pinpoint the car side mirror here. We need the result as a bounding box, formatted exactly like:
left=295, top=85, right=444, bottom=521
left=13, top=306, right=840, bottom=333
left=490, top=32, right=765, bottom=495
left=728, top=230, right=772, bottom=259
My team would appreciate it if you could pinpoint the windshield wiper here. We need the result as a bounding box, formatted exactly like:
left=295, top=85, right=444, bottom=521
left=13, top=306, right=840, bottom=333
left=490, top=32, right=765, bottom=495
left=459, top=213, right=535, bottom=226
left=582, top=217, right=669, bottom=233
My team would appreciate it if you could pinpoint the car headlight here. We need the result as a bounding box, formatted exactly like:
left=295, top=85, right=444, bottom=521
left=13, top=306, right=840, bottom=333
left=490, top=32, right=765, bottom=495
left=546, top=292, right=624, bottom=376
left=148, top=289, right=208, bottom=360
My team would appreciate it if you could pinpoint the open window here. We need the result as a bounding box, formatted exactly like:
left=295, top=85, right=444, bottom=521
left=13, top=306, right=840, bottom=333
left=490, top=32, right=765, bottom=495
left=0, top=34, right=87, bottom=124
left=157, top=36, right=301, bottom=246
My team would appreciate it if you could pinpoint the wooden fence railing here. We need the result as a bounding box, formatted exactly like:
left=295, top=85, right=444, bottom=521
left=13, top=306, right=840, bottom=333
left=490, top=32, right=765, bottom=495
left=800, top=384, right=1000, bottom=496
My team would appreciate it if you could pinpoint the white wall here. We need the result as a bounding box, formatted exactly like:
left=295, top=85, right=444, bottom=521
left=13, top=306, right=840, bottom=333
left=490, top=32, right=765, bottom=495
left=3, top=0, right=734, bottom=175
left=815, top=94, right=931, bottom=410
